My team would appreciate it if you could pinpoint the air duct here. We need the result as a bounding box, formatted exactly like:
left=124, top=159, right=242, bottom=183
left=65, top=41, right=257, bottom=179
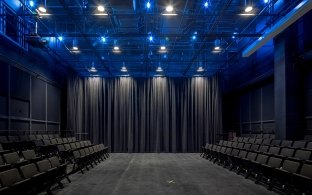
left=242, top=0, right=312, bottom=57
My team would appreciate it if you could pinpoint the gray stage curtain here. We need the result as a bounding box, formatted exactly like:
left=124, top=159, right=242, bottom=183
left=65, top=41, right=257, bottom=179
left=67, top=74, right=222, bottom=152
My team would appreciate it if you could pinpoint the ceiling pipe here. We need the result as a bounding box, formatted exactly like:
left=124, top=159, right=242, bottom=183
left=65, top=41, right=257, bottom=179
left=242, top=0, right=312, bottom=57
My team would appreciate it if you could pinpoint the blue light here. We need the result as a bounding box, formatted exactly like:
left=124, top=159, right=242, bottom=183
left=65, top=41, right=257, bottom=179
left=101, top=37, right=106, bottom=43
left=204, top=1, right=209, bottom=8
left=58, top=36, right=63, bottom=41
left=264, top=0, right=269, bottom=3
left=192, top=35, right=196, bottom=40
left=146, top=1, right=151, bottom=9
left=149, top=35, right=153, bottom=42
left=29, top=0, right=34, bottom=7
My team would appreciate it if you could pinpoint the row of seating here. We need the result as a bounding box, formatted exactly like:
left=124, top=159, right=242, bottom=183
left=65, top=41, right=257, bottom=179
left=0, top=156, right=70, bottom=195
left=245, top=133, right=275, bottom=139
left=201, top=140, right=312, bottom=194
left=231, top=137, right=312, bottom=149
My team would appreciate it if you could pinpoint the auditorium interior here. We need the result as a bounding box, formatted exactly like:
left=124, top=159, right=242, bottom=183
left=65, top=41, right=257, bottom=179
left=0, top=0, right=312, bottom=194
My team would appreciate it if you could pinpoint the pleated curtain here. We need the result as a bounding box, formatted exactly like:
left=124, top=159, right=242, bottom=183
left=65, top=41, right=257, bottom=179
left=67, top=74, right=223, bottom=152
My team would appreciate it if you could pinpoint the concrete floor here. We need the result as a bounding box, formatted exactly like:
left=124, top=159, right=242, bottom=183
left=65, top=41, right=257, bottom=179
left=55, top=153, right=276, bottom=195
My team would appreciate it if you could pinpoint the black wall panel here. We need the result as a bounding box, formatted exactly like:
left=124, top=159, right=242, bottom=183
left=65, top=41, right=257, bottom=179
left=250, top=88, right=261, bottom=121
left=47, top=123, right=59, bottom=131
left=47, top=84, right=60, bottom=122
left=11, top=120, right=29, bottom=130
left=0, top=63, right=8, bottom=95
left=10, top=99, right=29, bottom=118
left=0, top=96, right=7, bottom=116
left=262, top=82, right=274, bottom=120
left=31, top=122, right=46, bottom=131
left=241, top=94, right=249, bottom=123
left=10, top=66, right=30, bottom=101
left=0, top=119, right=7, bottom=130
left=31, top=77, right=46, bottom=120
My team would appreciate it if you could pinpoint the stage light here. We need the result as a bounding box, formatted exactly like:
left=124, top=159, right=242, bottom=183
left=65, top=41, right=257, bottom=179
left=197, top=67, right=204, bottom=72
left=166, top=5, right=173, bottom=12
left=147, top=1, right=151, bottom=9
left=89, top=67, right=97, bottom=73
left=204, top=1, right=209, bottom=7
left=214, top=39, right=221, bottom=50
left=97, top=5, right=105, bottom=12
left=245, top=6, right=253, bottom=12
left=149, top=35, right=153, bottom=42
left=160, top=46, right=166, bottom=50
left=114, top=46, right=119, bottom=51
left=156, top=67, right=163, bottom=72
left=72, top=46, right=79, bottom=50
left=58, top=36, right=63, bottom=41
left=38, top=6, right=46, bottom=13
left=101, top=37, right=106, bottom=43
left=192, top=35, right=196, bottom=40
left=121, top=66, right=127, bottom=72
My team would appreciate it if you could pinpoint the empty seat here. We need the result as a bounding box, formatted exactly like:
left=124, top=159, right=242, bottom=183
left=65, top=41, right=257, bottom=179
left=292, top=141, right=307, bottom=148
left=257, top=157, right=283, bottom=185
left=36, top=135, right=43, bottom=140
left=293, top=163, right=312, bottom=194
left=275, top=148, right=295, bottom=158
left=49, top=156, right=71, bottom=183
left=262, top=139, right=272, bottom=145
left=265, top=146, right=281, bottom=156
left=20, top=163, right=48, bottom=194
left=271, top=139, right=281, bottom=146
left=249, top=144, right=260, bottom=152
left=242, top=137, right=249, bottom=143
left=290, top=149, right=311, bottom=161
left=28, top=135, right=37, bottom=141
left=0, top=155, right=11, bottom=172
left=306, top=142, right=312, bottom=149
left=22, top=150, right=42, bottom=163
left=36, top=159, right=63, bottom=189
left=254, top=139, right=263, bottom=145
left=248, top=138, right=256, bottom=144
left=257, top=145, right=269, bottom=153
left=0, top=168, right=31, bottom=194
left=281, top=140, right=293, bottom=147
left=42, top=135, right=49, bottom=140
left=232, top=137, right=238, bottom=142
left=3, top=152, right=28, bottom=167
left=304, top=135, right=312, bottom=141
left=237, top=137, right=243, bottom=142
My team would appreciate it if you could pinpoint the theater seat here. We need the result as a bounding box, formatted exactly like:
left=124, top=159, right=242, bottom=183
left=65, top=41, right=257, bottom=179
left=293, top=163, right=312, bottom=194
left=0, top=168, right=31, bottom=194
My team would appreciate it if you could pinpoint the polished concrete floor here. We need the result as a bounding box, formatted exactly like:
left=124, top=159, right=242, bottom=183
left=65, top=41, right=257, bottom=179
left=55, top=153, right=276, bottom=195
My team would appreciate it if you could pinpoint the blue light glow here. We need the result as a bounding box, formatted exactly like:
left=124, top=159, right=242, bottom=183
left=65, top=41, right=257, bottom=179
left=29, top=0, right=34, bottom=7
left=192, top=35, right=196, bottom=40
left=204, top=1, right=209, bottom=8
left=149, top=35, right=153, bottom=41
left=58, top=36, right=63, bottom=41
left=264, top=0, right=269, bottom=3
left=101, top=37, right=106, bottom=42
left=146, top=1, right=151, bottom=9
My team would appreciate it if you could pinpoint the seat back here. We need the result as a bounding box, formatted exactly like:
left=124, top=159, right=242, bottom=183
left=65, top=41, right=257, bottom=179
left=73, top=151, right=80, bottom=158
left=258, top=145, right=269, bottom=153
left=64, top=144, right=71, bottom=151
left=292, top=141, right=306, bottom=148
left=232, top=137, right=238, bottom=142
left=238, top=137, right=243, bottom=142
left=306, top=142, right=312, bottom=149
left=279, top=148, right=295, bottom=158
left=300, top=163, right=312, bottom=178
left=294, top=150, right=311, bottom=160
left=281, top=140, right=293, bottom=147
left=281, top=160, right=300, bottom=173
left=246, top=152, right=257, bottom=161
left=22, top=150, right=37, bottom=160
left=0, top=168, right=23, bottom=187
left=248, top=138, right=256, bottom=144
left=271, top=139, right=281, bottom=146
left=250, top=144, right=260, bottom=151
left=238, top=150, right=248, bottom=158
left=267, top=157, right=283, bottom=168
left=242, top=137, right=249, bottom=143
left=243, top=143, right=251, bottom=150
left=51, top=139, right=58, bottom=145
left=3, top=152, right=20, bottom=164
left=36, top=135, right=43, bottom=140
left=256, top=154, right=269, bottom=164
left=20, top=163, right=39, bottom=178
left=267, top=146, right=281, bottom=155
left=262, top=139, right=272, bottom=145
left=255, top=139, right=263, bottom=145
left=49, top=156, right=61, bottom=167
left=48, top=134, right=55, bottom=139
left=36, top=160, right=52, bottom=172
left=57, top=144, right=65, bottom=152
left=42, top=135, right=49, bottom=140
left=70, top=143, right=77, bottom=149
left=231, top=149, right=239, bottom=156
left=29, top=135, right=36, bottom=141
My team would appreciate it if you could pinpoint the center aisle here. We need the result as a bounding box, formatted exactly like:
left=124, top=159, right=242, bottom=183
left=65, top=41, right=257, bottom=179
left=55, top=153, right=275, bottom=195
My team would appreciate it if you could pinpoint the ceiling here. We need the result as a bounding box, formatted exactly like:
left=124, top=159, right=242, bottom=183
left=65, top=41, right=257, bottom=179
left=2, top=0, right=304, bottom=77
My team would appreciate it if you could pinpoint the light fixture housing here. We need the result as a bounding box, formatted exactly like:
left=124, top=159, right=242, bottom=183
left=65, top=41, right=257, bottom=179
left=38, top=6, right=47, bottom=13
left=89, top=67, right=97, bottom=73
left=121, top=66, right=127, bottom=72
left=166, top=5, right=174, bottom=12
left=113, top=46, right=120, bottom=51
left=204, top=1, right=209, bottom=7
left=245, top=6, right=253, bottom=12
left=156, top=67, right=163, bottom=72
left=160, top=46, right=166, bottom=50
left=72, top=46, right=79, bottom=50
left=58, top=36, right=63, bottom=41
left=214, top=39, right=221, bottom=50
left=97, top=5, right=105, bottom=12
left=29, top=0, right=34, bottom=7
left=101, top=37, right=106, bottom=43
left=197, top=67, right=204, bottom=72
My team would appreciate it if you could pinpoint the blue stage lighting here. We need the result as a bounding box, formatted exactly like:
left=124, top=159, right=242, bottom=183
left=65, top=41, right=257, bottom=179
left=147, top=1, right=151, bottom=9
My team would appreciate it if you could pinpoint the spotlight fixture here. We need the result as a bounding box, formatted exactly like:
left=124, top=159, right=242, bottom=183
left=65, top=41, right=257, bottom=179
left=192, top=35, right=196, bottom=40
left=146, top=1, right=151, bottom=9
left=245, top=6, right=253, bottom=12
left=72, top=46, right=79, bottom=50
left=214, top=39, right=221, bottom=50
left=156, top=66, right=163, bottom=72
left=89, top=66, right=97, bottom=73
left=204, top=1, right=209, bottom=7
left=197, top=67, right=204, bottom=72
left=101, top=37, right=106, bottom=43
left=38, top=6, right=47, bottom=13
left=58, top=36, right=63, bottom=41
left=264, top=0, right=269, bottom=3
left=97, top=5, right=105, bottom=12
left=166, top=5, right=173, bottom=12
left=149, top=35, right=153, bottom=42
left=121, top=65, right=127, bottom=72
left=113, top=46, right=120, bottom=51
left=160, top=46, right=166, bottom=50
